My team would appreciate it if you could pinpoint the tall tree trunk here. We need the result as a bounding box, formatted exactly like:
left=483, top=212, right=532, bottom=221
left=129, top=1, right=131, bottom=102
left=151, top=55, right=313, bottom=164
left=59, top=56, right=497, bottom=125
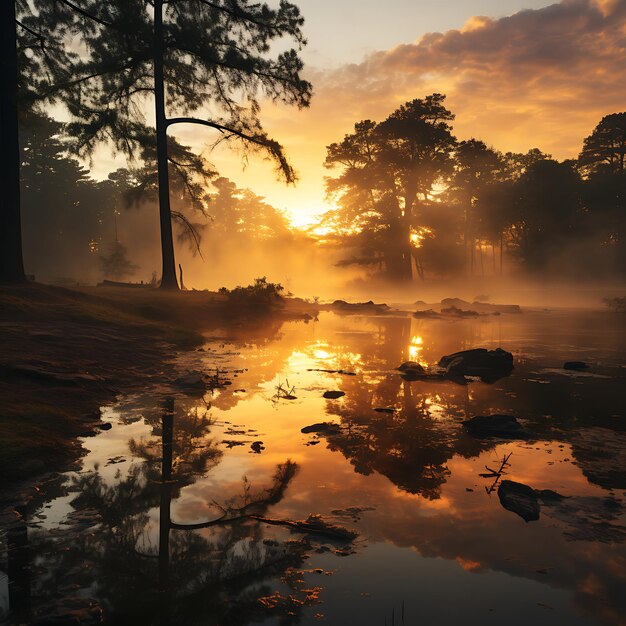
left=0, top=0, right=26, bottom=283
left=153, top=0, right=178, bottom=290
left=463, top=204, right=470, bottom=276
left=499, top=232, right=504, bottom=275
left=491, top=242, right=496, bottom=275
left=479, top=242, right=484, bottom=278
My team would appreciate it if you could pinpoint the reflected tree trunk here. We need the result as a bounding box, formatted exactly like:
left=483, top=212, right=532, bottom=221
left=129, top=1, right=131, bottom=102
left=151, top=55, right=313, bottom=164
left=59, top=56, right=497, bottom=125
left=158, top=397, right=174, bottom=625
left=7, top=504, right=31, bottom=622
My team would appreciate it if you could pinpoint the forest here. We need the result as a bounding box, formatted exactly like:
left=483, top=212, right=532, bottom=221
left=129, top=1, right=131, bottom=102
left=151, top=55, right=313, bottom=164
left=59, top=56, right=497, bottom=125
left=1, top=2, right=626, bottom=626
left=14, top=99, right=626, bottom=289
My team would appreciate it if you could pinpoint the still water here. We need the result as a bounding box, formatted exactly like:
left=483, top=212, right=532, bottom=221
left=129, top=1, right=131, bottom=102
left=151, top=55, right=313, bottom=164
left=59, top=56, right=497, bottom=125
left=1, top=310, right=625, bottom=625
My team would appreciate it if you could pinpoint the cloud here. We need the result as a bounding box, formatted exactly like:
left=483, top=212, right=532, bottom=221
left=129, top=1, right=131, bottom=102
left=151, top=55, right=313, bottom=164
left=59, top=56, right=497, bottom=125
left=200, top=0, right=626, bottom=223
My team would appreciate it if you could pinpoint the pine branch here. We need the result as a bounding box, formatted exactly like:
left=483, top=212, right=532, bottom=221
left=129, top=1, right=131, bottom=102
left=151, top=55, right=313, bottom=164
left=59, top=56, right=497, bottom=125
left=185, top=0, right=284, bottom=36
left=53, top=0, right=115, bottom=28
left=15, top=19, right=46, bottom=50
left=166, top=116, right=295, bottom=182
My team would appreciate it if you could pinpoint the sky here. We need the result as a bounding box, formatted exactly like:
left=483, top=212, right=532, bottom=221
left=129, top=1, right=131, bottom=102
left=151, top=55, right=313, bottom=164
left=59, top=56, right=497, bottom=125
left=161, top=0, right=626, bottom=227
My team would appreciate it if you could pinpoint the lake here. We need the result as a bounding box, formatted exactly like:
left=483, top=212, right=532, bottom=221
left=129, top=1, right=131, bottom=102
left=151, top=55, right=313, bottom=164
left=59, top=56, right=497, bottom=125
left=1, top=309, right=625, bottom=625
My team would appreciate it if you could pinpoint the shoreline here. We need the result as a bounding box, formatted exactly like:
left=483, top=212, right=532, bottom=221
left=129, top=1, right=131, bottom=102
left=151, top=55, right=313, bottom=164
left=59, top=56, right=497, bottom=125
left=0, top=283, right=317, bottom=506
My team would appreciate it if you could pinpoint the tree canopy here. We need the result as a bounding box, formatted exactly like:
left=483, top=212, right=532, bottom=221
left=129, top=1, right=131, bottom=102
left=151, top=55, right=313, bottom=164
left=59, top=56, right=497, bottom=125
left=8, top=0, right=312, bottom=287
left=319, top=99, right=626, bottom=281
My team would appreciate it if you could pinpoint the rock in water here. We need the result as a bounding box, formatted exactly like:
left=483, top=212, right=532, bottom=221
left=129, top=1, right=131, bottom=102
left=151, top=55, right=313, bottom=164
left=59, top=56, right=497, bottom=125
left=563, top=361, right=590, bottom=371
left=250, top=441, right=265, bottom=454
left=301, top=422, right=341, bottom=435
left=397, top=361, right=426, bottom=380
left=438, top=348, right=513, bottom=382
left=172, top=372, right=207, bottom=395
left=323, top=390, right=345, bottom=399
left=398, top=361, right=424, bottom=372
left=498, top=480, right=540, bottom=522
left=463, top=414, right=527, bottom=439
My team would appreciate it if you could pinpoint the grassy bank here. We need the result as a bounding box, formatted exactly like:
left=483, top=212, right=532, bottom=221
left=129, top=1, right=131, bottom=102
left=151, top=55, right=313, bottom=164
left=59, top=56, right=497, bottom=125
left=0, top=283, right=315, bottom=493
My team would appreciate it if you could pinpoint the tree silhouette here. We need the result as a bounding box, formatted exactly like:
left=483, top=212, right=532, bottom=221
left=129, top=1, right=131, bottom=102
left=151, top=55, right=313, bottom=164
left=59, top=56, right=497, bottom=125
left=510, top=159, right=583, bottom=270
left=579, top=113, right=626, bottom=176
left=324, top=95, right=456, bottom=282
left=36, top=0, right=311, bottom=289
left=579, top=113, right=626, bottom=273
left=448, top=139, right=503, bottom=275
left=4, top=0, right=311, bottom=287
left=99, top=241, right=138, bottom=280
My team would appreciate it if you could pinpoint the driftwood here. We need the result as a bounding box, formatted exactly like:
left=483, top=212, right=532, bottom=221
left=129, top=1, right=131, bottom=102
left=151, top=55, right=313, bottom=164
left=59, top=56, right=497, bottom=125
left=171, top=513, right=357, bottom=541
left=250, top=514, right=358, bottom=541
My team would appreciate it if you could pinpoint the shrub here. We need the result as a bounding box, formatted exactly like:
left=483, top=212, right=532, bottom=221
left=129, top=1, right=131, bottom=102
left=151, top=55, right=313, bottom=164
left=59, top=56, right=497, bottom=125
left=220, top=277, right=288, bottom=307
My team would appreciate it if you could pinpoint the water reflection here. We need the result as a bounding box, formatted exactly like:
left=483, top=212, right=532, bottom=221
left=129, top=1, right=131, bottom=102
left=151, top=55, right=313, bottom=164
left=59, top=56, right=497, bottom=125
left=1, top=311, right=625, bottom=625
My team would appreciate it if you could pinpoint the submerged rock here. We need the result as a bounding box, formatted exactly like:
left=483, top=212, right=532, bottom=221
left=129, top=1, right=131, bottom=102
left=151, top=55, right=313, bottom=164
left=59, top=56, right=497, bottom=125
left=498, top=481, right=626, bottom=540
left=301, top=422, right=341, bottom=435
left=172, top=372, right=207, bottom=395
left=397, top=361, right=426, bottom=380
left=398, top=361, right=424, bottom=372
left=438, top=348, right=513, bottom=382
left=441, top=297, right=522, bottom=314
left=498, top=480, right=540, bottom=522
left=463, top=414, right=527, bottom=439
left=563, top=361, right=590, bottom=371
left=413, top=309, right=442, bottom=319
left=330, top=300, right=390, bottom=314
left=441, top=305, right=479, bottom=317
left=323, top=390, right=345, bottom=399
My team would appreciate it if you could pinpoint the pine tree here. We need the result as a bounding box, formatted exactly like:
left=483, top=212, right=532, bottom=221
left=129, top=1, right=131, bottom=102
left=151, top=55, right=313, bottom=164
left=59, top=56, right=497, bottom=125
left=3, top=0, right=311, bottom=287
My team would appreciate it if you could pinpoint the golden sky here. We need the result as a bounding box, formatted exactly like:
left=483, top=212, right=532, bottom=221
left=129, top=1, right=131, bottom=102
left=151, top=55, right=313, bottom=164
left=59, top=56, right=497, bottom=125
left=173, top=0, right=623, bottom=228
left=90, top=0, right=626, bottom=228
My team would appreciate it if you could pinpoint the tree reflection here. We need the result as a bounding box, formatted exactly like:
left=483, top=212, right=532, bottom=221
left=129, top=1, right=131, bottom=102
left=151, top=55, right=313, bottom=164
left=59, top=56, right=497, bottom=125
left=3, top=398, right=338, bottom=625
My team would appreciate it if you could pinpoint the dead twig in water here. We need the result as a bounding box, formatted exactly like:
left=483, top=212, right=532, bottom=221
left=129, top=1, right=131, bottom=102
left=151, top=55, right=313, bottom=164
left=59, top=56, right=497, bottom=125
left=273, top=378, right=297, bottom=401
left=480, top=452, right=513, bottom=494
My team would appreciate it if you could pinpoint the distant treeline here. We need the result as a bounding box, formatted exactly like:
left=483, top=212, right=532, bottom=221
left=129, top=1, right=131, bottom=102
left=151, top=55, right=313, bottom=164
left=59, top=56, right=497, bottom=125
left=320, top=94, right=626, bottom=281
left=19, top=114, right=302, bottom=285
left=20, top=97, right=625, bottom=286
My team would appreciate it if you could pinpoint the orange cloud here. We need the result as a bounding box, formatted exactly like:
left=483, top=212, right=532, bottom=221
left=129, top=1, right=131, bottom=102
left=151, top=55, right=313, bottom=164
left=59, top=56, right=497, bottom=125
left=187, top=0, right=626, bottom=225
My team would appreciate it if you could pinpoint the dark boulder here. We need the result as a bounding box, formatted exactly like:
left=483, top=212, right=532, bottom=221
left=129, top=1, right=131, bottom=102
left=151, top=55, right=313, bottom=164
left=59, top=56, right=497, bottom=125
left=301, top=422, right=341, bottom=435
left=463, top=414, right=527, bottom=439
left=564, top=361, right=590, bottom=371
left=438, top=348, right=513, bottom=382
left=397, top=361, right=426, bottom=380
left=498, top=480, right=540, bottom=522
left=323, top=390, right=345, bottom=399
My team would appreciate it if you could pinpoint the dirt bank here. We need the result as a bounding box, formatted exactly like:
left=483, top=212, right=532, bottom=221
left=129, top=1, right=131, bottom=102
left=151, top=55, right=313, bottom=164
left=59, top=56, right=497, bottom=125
left=0, top=283, right=316, bottom=496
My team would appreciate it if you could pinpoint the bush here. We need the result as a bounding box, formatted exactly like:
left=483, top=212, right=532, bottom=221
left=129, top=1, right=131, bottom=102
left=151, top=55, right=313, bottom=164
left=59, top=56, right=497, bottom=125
left=219, top=277, right=288, bottom=307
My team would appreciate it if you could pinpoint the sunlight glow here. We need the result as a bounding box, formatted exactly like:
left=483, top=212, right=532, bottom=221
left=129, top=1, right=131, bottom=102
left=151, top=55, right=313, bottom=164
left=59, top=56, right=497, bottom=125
left=313, top=349, right=331, bottom=360
left=408, top=335, right=427, bottom=365
left=410, top=227, right=434, bottom=249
